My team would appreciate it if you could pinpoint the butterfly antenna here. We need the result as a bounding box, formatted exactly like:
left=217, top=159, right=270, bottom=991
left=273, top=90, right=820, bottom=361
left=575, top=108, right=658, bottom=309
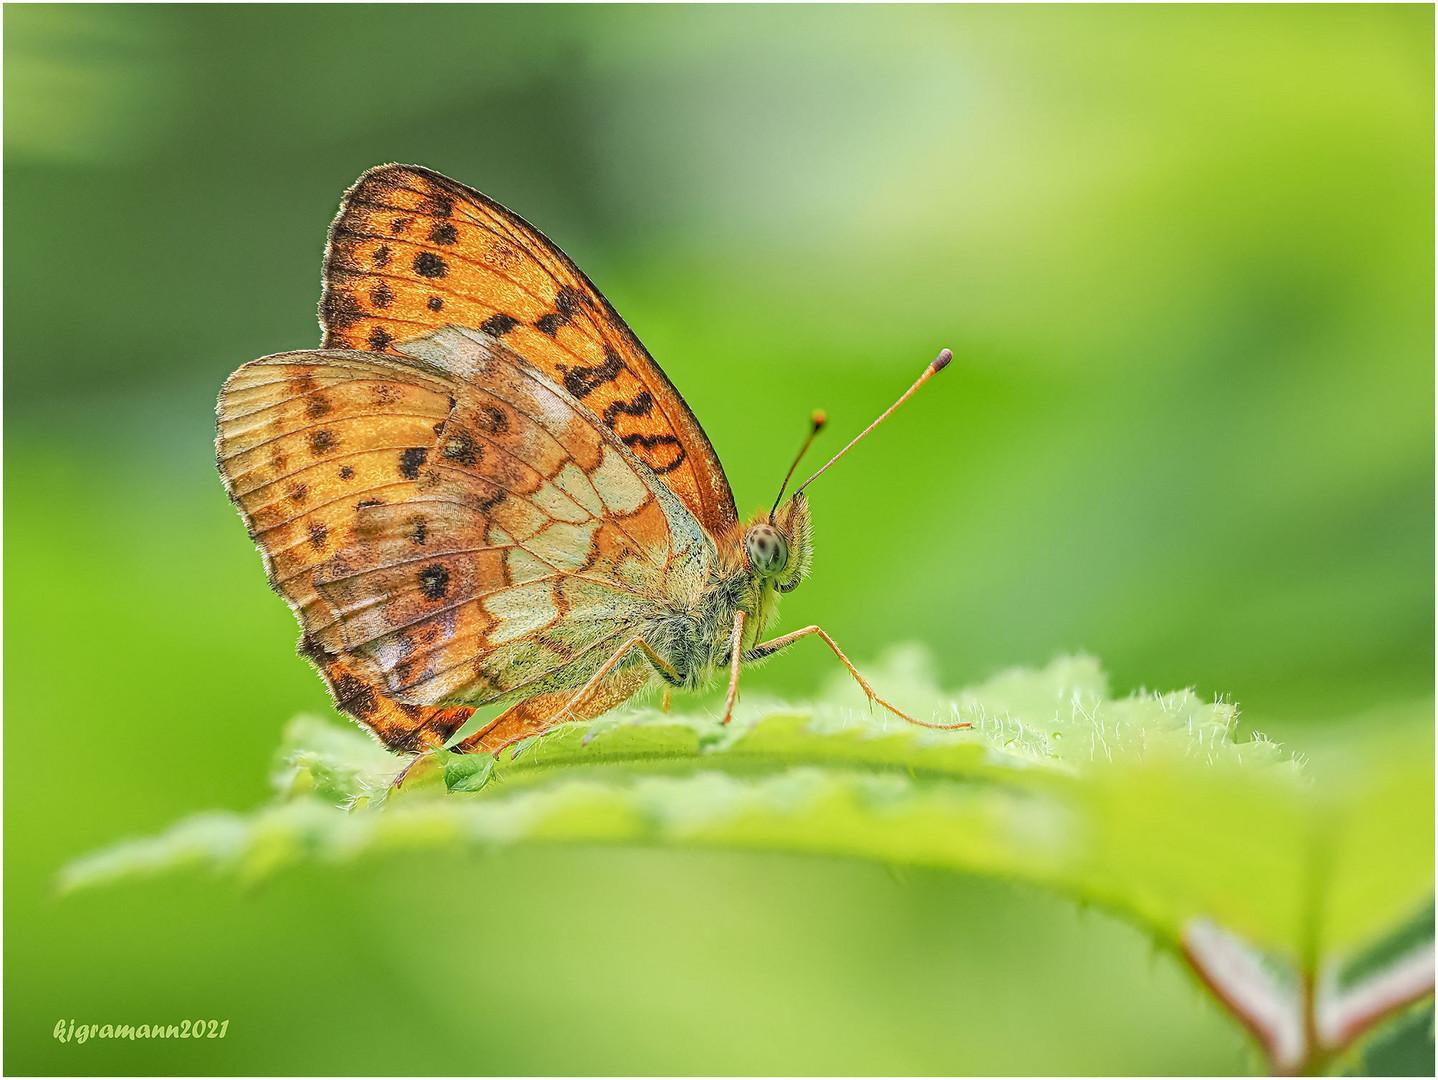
left=793, top=348, right=952, bottom=498
left=770, top=409, right=827, bottom=520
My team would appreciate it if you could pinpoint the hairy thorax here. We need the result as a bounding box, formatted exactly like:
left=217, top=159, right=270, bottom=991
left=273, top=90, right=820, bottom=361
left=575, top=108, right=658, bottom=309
left=646, top=567, right=775, bottom=690
left=633, top=503, right=803, bottom=693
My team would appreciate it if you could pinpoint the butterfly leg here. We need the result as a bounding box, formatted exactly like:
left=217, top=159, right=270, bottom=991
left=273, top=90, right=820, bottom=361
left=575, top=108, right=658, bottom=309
left=451, top=637, right=679, bottom=755
left=743, top=626, right=971, bottom=730
left=555, top=636, right=681, bottom=725
left=719, top=609, right=746, bottom=725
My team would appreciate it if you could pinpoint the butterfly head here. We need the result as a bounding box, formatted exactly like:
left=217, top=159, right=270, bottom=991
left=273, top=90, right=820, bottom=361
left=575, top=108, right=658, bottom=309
left=745, top=493, right=812, bottom=594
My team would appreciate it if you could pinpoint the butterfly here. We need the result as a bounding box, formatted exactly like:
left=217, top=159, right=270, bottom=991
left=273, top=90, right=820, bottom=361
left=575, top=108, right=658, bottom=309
left=216, top=164, right=960, bottom=759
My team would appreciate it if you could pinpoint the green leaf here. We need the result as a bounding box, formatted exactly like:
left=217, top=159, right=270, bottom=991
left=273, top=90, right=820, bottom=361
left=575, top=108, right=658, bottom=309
left=59, top=650, right=1432, bottom=1072
left=442, top=753, right=494, bottom=794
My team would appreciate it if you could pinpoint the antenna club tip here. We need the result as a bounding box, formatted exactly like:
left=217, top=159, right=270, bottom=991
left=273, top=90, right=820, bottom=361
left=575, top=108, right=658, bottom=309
left=930, top=348, right=953, bottom=373
left=811, top=408, right=827, bottom=429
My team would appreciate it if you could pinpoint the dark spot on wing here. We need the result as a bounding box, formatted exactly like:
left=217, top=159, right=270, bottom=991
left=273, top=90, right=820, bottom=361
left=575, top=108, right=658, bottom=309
left=480, top=313, right=518, bottom=337
left=328, top=217, right=359, bottom=244
left=602, top=391, right=654, bottom=428
left=368, top=326, right=394, bottom=351
left=422, top=191, right=454, bottom=219
left=428, top=296, right=443, bottom=311
left=305, top=393, right=333, bottom=419
left=563, top=347, right=626, bottom=398
left=372, top=244, right=391, bottom=268
left=338, top=466, right=355, bottom=480
left=556, top=286, right=584, bottom=319
left=389, top=216, right=413, bottom=234
left=410, top=518, right=427, bottom=545
left=414, top=251, right=448, bottom=278
left=419, top=563, right=451, bottom=601
left=475, top=405, right=509, bottom=434
left=429, top=221, right=458, bottom=245
left=369, top=284, right=393, bottom=308
left=535, top=313, right=564, bottom=337
left=309, top=429, right=336, bottom=455
left=476, top=489, right=507, bottom=514
left=308, top=521, right=328, bottom=550
left=297, top=631, right=323, bottom=660
left=399, top=447, right=428, bottom=479
left=622, top=432, right=687, bottom=475
left=332, top=673, right=378, bottom=718
left=289, top=484, right=308, bottom=504
left=321, top=289, right=364, bottom=331
left=442, top=430, right=482, bottom=465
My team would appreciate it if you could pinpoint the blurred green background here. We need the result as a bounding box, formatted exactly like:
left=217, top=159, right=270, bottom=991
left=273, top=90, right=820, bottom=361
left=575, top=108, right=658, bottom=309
left=5, top=5, right=1432, bottom=1074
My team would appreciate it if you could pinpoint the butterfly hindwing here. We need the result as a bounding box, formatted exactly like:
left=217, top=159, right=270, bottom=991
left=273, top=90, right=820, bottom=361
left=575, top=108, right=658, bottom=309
left=217, top=326, right=711, bottom=748
left=319, top=163, right=739, bottom=537
left=217, top=352, right=476, bottom=749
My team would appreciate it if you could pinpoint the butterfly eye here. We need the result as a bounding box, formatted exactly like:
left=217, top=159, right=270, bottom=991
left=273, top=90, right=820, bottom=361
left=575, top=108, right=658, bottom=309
left=745, top=524, right=790, bottom=578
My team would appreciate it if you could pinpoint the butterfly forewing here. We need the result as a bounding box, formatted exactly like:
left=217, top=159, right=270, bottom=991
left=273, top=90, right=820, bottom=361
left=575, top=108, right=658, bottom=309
left=319, top=164, right=738, bottom=537
left=217, top=327, right=709, bottom=744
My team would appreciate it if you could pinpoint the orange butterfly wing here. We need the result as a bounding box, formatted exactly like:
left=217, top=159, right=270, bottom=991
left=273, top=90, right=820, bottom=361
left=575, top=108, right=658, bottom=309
left=217, top=327, right=709, bottom=753
left=319, top=163, right=738, bottom=538
left=216, top=348, right=476, bottom=751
